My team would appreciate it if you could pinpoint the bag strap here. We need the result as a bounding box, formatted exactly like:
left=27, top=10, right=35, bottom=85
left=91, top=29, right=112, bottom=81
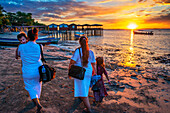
left=79, top=48, right=81, bottom=59
left=79, top=48, right=83, bottom=67
left=39, top=44, right=46, bottom=63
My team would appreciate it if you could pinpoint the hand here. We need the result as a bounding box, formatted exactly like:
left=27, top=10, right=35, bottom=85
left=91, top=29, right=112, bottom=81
left=92, top=73, right=97, bottom=76
left=108, top=81, right=111, bottom=85
left=68, top=75, right=71, bottom=79
left=92, top=70, right=95, bottom=75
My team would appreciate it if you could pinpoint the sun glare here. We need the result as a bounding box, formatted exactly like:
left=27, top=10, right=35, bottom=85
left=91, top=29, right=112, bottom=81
left=127, top=23, right=137, bottom=29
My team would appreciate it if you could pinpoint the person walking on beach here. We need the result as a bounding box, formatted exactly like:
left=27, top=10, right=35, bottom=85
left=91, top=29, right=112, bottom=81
left=17, top=28, right=43, bottom=113
left=93, top=57, right=111, bottom=103
left=69, top=36, right=96, bottom=112
left=15, top=32, right=28, bottom=59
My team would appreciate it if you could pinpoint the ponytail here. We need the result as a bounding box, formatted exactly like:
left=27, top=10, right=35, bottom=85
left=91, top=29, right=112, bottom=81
left=79, top=36, right=89, bottom=66
left=27, top=28, right=38, bottom=41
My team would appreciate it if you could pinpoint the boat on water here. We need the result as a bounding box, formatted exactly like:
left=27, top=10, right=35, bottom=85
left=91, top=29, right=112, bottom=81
left=133, top=30, right=153, bottom=35
left=0, top=37, right=61, bottom=46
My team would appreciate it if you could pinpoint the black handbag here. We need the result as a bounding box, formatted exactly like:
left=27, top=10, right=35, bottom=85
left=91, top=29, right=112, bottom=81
left=38, top=44, right=56, bottom=83
left=68, top=48, right=86, bottom=80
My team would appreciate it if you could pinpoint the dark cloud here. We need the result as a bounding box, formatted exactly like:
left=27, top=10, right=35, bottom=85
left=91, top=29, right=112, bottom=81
left=0, top=0, right=87, bottom=19
left=145, top=13, right=170, bottom=23
left=40, top=18, right=50, bottom=22
left=139, top=0, right=170, bottom=3
left=145, top=14, right=150, bottom=16
left=0, top=0, right=133, bottom=22
left=138, top=0, right=147, bottom=2
left=161, top=10, right=167, bottom=12
left=43, top=14, right=61, bottom=19
left=67, top=20, right=76, bottom=22
left=139, top=10, right=145, bottom=12
left=161, top=8, right=170, bottom=13
left=154, top=0, right=170, bottom=3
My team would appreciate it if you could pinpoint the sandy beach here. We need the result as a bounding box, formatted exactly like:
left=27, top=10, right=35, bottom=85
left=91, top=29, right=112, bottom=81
left=0, top=45, right=170, bottom=113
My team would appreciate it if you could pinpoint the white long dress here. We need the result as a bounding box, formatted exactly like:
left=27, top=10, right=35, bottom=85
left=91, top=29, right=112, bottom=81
left=71, top=48, right=96, bottom=97
left=18, top=41, right=43, bottom=99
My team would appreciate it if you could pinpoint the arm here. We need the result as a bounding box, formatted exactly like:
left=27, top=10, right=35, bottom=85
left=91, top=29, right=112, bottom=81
left=69, top=59, right=76, bottom=70
left=15, top=47, right=19, bottom=59
left=16, top=44, right=21, bottom=59
left=103, top=67, right=111, bottom=85
left=91, top=63, right=97, bottom=76
left=68, top=49, right=78, bottom=79
left=90, top=50, right=96, bottom=76
left=68, top=59, right=76, bottom=79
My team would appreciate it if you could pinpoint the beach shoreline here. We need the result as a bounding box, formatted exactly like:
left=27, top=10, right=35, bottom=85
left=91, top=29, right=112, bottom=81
left=0, top=45, right=170, bottom=113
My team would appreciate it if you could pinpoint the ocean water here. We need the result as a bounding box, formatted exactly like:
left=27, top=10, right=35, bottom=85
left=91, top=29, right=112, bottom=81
left=57, top=29, right=170, bottom=71
left=0, top=29, right=169, bottom=71
left=90, top=30, right=170, bottom=70
left=89, top=29, right=170, bottom=54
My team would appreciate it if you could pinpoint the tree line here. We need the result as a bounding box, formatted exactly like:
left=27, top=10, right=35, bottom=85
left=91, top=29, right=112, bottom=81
left=0, top=5, right=45, bottom=27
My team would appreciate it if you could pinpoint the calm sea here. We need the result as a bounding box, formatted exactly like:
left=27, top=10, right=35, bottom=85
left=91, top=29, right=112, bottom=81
left=88, top=29, right=170, bottom=70
left=58, top=29, right=170, bottom=71
left=0, top=29, right=169, bottom=70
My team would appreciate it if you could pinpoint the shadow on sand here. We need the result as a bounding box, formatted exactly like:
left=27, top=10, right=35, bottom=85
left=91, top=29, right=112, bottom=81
left=67, top=98, right=82, bottom=113
left=18, top=102, right=36, bottom=113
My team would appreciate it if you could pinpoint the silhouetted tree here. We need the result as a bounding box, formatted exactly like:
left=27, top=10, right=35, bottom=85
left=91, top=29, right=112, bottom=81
left=0, top=5, right=44, bottom=27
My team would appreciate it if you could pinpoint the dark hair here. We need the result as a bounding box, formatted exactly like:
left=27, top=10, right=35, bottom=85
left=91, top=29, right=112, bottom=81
left=17, top=32, right=27, bottom=40
left=96, top=57, right=105, bottom=67
left=79, top=36, right=89, bottom=66
left=27, top=28, right=38, bottom=41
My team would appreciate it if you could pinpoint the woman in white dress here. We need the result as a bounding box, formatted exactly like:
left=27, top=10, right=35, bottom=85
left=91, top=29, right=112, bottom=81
left=18, top=28, right=43, bottom=112
left=69, top=36, right=96, bottom=112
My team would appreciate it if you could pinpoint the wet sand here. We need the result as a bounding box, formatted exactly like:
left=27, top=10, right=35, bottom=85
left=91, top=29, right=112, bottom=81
left=0, top=45, right=170, bottom=113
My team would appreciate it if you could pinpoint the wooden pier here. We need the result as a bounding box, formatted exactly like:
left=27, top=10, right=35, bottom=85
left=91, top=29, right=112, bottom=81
left=47, top=23, right=103, bottom=41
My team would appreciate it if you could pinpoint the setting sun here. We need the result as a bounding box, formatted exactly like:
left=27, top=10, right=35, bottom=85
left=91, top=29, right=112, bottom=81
left=127, top=23, right=138, bottom=29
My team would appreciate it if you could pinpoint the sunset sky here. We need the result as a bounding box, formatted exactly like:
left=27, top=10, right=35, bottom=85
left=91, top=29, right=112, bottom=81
left=0, top=0, right=170, bottom=29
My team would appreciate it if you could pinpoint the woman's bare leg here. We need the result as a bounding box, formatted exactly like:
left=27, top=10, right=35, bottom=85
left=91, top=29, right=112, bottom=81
left=32, top=98, right=42, bottom=112
left=80, top=97, right=91, bottom=112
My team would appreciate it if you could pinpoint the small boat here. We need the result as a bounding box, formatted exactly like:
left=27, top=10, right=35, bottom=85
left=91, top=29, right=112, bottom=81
left=0, top=37, right=60, bottom=46
left=134, top=30, right=153, bottom=35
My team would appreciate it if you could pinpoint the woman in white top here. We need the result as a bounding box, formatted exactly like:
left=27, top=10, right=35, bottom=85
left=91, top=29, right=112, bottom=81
left=18, top=28, right=43, bottom=113
left=69, top=36, right=96, bottom=112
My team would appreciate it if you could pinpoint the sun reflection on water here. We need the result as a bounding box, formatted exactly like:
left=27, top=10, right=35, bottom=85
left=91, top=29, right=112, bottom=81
left=121, top=29, right=136, bottom=68
left=130, top=30, right=134, bottom=47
